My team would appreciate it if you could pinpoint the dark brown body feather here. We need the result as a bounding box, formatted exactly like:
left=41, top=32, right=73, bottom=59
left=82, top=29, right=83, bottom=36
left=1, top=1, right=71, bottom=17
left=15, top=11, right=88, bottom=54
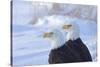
left=49, top=38, right=92, bottom=64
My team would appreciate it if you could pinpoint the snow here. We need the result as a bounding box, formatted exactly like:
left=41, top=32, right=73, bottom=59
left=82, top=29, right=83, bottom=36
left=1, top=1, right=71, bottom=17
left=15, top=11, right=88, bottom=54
left=12, top=1, right=52, bottom=25
left=12, top=1, right=97, bottom=66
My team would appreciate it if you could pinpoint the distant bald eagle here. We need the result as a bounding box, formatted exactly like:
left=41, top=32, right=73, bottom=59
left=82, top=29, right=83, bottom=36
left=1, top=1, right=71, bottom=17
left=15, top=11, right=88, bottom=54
left=43, top=22, right=92, bottom=64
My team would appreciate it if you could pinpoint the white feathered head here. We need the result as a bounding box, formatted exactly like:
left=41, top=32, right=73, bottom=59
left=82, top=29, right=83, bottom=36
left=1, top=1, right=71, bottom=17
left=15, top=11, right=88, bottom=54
left=43, top=27, right=66, bottom=49
left=61, top=22, right=80, bottom=41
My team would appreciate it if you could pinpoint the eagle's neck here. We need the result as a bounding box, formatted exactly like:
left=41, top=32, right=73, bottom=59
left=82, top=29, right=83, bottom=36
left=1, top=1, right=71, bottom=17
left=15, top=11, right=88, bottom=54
left=50, top=31, right=66, bottom=50
left=67, top=24, right=80, bottom=41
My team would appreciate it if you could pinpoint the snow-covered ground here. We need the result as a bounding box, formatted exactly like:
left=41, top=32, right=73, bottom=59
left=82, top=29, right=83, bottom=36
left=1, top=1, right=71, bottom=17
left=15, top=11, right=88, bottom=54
left=12, top=1, right=97, bottom=66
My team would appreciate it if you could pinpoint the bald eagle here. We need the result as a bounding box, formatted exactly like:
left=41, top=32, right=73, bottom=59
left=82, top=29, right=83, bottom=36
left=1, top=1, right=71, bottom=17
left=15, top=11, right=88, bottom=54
left=62, top=22, right=92, bottom=62
left=43, top=22, right=92, bottom=64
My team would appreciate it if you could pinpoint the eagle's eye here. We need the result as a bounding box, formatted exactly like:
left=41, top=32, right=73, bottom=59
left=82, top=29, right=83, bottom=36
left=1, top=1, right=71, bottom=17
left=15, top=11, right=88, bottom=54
left=62, top=24, right=72, bottom=29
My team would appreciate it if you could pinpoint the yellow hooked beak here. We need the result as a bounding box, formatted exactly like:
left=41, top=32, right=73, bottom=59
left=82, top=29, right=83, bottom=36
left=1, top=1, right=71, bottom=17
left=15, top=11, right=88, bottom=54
left=62, top=24, right=72, bottom=30
left=43, top=32, right=54, bottom=38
